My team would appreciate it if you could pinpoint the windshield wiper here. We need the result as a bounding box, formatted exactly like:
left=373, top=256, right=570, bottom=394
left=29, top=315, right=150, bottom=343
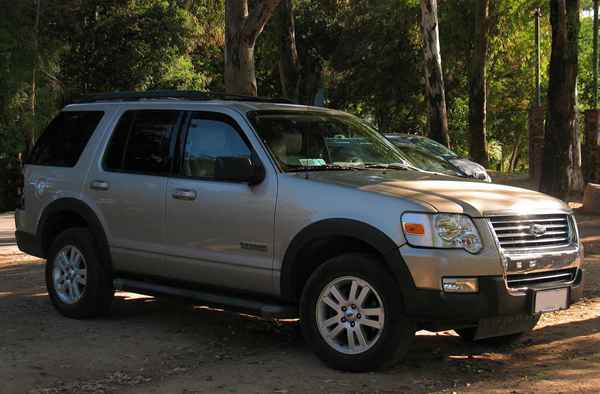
left=286, top=164, right=364, bottom=172
left=362, top=162, right=422, bottom=172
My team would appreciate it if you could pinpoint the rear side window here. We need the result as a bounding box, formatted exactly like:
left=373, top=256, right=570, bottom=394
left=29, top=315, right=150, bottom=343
left=28, top=111, right=104, bottom=167
left=104, top=110, right=180, bottom=175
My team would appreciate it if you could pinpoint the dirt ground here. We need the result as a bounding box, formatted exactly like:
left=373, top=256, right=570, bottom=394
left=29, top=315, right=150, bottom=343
left=1, top=212, right=600, bottom=394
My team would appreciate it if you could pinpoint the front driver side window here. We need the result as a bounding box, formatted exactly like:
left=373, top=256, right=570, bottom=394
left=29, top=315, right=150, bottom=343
left=182, top=113, right=251, bottom=179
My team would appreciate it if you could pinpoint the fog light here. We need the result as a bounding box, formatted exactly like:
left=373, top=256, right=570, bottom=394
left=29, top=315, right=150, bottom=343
left=442, top=278, right=479, bottom=293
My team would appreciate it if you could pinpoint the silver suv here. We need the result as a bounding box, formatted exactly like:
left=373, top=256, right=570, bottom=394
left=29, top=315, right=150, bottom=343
left=15, top=92, right=584, bottom=372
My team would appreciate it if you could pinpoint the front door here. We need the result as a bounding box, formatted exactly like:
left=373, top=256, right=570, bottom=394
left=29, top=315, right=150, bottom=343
left=163, top=111, right=277, bottom=294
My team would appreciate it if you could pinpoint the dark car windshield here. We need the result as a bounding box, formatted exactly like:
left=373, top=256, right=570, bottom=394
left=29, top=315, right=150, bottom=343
left=392, top=144, right=463, bottom=177
left=389, top=135, right=458, bottom=159
left=249, top=111, right=413, bottom=171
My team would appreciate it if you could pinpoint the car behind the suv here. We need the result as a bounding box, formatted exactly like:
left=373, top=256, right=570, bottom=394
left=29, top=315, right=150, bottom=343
left=16, top=91, right=584, bottom=372
left=386, top=133, right=492, bottom=182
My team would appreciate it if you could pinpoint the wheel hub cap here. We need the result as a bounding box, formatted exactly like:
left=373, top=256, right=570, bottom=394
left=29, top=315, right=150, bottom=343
left=52, top=245, right=87, bottom=305
left=315, top=276, right=385, bottom=355
left=344, top=308, right=357, bottom=321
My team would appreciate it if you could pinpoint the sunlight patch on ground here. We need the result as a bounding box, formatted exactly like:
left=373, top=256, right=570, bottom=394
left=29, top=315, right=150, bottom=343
left=536, top=297, right=600, bottom=329
left=29, top=292, right=48, bottom=297
left=416, top=329, right=457, bottom=336
left=193, top=305, right=225, bottom=313
left=115, top=291, right=155, bottom=301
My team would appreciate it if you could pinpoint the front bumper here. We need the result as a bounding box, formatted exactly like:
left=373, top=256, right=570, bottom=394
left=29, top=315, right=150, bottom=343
left=404, top=268, right=584, bottom=322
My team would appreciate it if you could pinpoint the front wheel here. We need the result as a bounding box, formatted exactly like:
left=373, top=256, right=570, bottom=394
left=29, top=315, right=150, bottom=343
left=300, top=254, right=415, bottom=372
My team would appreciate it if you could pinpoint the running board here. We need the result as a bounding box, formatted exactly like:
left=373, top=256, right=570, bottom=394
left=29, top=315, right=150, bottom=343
left=113, top=278, right=298, bottom=319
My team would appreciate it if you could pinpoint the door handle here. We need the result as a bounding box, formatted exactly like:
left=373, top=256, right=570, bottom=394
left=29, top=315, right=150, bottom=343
left=172, top=189, right=197, bottom=201
left=90, top=180, right=110, bottom=191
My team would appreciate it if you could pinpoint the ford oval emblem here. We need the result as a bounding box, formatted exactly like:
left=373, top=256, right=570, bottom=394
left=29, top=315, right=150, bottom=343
left=528, top=223, right=547, bottom=237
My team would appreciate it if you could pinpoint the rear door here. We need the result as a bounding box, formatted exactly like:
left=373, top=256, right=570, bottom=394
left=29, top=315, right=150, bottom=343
left=84, top=109, right=183, bottom=275
left=163, top=111, right=277, bottom=294
left=20, top=110, right=106, bottom=236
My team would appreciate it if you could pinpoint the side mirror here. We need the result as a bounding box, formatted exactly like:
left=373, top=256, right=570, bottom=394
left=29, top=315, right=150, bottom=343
left=214, top=156, right=265, bottom=186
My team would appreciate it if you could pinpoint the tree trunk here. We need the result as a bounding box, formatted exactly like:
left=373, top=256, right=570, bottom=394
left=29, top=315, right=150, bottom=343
left=468, top=0, right=490, bottom=167
left=539, top=0, right=584, bottom=200
left=27, top=0, right=42, bottom=155
left=509, top=133, right=522, bottom=173
left=420, top=0, right=450, bottom=147
left=224, top=0, right=281, bottom=96
left=276, top=0, right=301, bottom=102
left=274, top=0, right=322, bottom=105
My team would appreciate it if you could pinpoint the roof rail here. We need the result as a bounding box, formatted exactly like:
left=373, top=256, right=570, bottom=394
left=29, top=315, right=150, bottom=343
left=73, top=90, right=294, bottom=104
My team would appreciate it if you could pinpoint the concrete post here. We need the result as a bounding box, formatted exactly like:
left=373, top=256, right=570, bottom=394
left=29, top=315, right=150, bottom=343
left=584, top=109, right=600, bottom=183
left=528, top=106, right=545, bottom=182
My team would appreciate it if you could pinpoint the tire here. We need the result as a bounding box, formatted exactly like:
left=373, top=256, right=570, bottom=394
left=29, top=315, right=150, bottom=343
left=300, top=253, right=415, bottom=372
left=455, top=315, right=541, bottom=347
left=45, top=228, right=114, bottom=318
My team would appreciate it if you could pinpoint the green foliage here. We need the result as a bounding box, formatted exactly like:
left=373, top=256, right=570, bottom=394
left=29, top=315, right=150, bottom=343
left=578, top=14, right=595, bottom=109
left=52, top=0, right=194, bottom=93
left=1, top=0, right=599, bottom=208
left=0, top=0, right=226, bottom=151
left=0, top=0, right=225, bottom=210
left=328, top=0, right=424, bottom=133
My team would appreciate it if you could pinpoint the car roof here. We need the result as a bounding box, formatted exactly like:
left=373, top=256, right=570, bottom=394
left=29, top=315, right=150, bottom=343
left=63, top=99, right=341, bottom=116
left=385, top=133, right=427, bottom=139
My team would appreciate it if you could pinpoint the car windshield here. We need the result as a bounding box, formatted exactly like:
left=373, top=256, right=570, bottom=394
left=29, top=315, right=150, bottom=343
left=392, top=144, right=463, bottom=177
left=390, top=135, right=458, bottom=159
left=249, top=111, right=414, bottom=172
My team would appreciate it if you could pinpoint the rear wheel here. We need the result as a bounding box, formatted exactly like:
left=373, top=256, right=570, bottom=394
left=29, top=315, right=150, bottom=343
left=46, top=228, right=114, bottom=318
left=300, top=254, right=415, bottom=372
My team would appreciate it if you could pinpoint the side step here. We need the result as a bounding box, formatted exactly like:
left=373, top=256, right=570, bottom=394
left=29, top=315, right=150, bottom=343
left=113, top=278, right=298, bottom=319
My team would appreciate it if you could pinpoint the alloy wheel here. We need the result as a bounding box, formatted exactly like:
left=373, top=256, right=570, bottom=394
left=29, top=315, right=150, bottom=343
left=52, top=245, right=87, bottom=304
left=316, top=276, right=385, bottom=355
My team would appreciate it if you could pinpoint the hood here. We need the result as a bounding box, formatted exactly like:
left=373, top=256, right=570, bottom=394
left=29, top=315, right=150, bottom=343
left=300, top=170, right=570, bottom=217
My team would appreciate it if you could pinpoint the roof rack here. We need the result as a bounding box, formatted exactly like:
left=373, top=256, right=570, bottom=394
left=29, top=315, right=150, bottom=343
left=73, top=90, right=294, bottom=104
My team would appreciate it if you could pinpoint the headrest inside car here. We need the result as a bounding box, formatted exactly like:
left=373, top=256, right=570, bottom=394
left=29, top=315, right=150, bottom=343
left=281, top=131, right=302, bottom=155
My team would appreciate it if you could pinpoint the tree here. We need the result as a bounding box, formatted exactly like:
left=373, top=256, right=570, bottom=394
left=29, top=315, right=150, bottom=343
left=224, top=0, right=281, bottom=96
left=28, top=0, right=41, bottom=155
left=54, top=1, right=196, bottom=94
left=540, top=0, right=584, bottom=199
left=324, top=1, right=422, bottom=131
left=420, top=0, right=450, bottom=147
left=275, top=0, right=301, bottom=102
left=271, top=0, right=332, bottom=105
left=468, top=0, right=491, bottom=167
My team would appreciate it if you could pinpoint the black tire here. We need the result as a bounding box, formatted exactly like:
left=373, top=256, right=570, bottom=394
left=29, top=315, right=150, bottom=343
left=300, top=253, right=415, bottom=372
left=455, top=315, right=541, bottom=347
left=46, top=228, right=114, bottom=318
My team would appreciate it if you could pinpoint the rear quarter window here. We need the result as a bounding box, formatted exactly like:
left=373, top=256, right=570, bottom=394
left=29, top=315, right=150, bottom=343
left=27, top=111, right=104, bottom=167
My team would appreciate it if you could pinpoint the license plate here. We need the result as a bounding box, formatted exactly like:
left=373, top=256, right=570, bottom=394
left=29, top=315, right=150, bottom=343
left=534, top=288, right=568, bottom=313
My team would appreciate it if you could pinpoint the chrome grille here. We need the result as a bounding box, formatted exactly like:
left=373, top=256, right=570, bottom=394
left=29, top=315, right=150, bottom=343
left=506, top=268, right=576, bottom=288
left=490, top=214, right=572, bottom=252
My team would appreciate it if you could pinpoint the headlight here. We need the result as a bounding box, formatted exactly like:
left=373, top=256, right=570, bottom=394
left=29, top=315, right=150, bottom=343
left=401, top=213, right=483, bottom=254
